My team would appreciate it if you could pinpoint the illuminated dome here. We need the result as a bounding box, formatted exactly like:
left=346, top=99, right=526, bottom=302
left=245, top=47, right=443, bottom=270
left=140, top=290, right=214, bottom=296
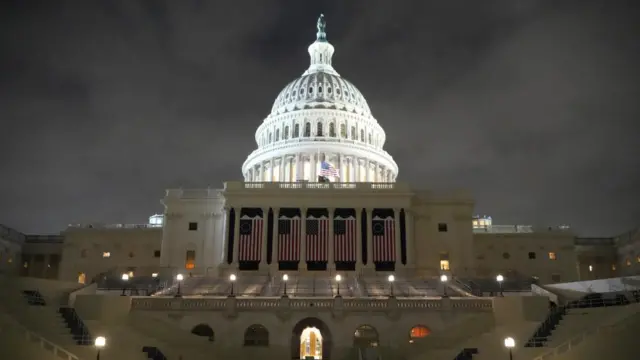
left=242, top=15, right=398, bottom=183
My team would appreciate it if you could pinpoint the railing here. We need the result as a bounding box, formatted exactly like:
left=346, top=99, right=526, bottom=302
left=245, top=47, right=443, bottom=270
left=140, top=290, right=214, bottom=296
left=0, top=223, right=26, bottom=244
left=532, top=304, right=640, bottom=359
left=67, top=223, right=162, bottom=229
left=224, top=181, right=406, bottom=191
left=0, top=312, right=79, bottom=360
left=130, top=296, right=494, bottom=312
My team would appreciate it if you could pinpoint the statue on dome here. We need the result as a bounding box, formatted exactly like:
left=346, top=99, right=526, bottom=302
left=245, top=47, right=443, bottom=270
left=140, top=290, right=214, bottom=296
left=316, top=14, right=327, bottom=40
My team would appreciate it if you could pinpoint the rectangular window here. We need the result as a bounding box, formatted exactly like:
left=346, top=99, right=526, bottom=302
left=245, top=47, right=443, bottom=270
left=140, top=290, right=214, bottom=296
left=188, top=222, right=198, bottom=231
left=440, top=260, right=450, bottom=271
left=102, top=252, right=111, bottom=258
left=548, top=252, right=557, bottom=260
left=154, top=250, right=161, bottom=258
left=528, top=252, right=536, bottom=259
left=185, top=250, right=196, bottom=270
left=437, top=223, right=448, bottom=232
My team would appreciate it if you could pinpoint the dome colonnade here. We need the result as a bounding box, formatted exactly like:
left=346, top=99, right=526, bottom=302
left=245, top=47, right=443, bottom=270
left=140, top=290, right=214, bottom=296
left=242, top=14, right=398, bottom=183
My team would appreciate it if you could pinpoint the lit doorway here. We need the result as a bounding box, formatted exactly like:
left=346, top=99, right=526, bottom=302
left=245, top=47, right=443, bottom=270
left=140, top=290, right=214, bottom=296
left=300, top=327, right=323, bottom=359
left=77, top=272, right=86, bottom=284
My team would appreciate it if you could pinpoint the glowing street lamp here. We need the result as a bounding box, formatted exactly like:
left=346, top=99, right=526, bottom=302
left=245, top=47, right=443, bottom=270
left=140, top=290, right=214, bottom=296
left=175, top=273, right=184, bottom=298
left=496, top=274, right=504, bottom=296
left=504, top=337, right=515, bottom=360
left=335, top=274, right=342, bottom=296
left=120, top=273, right=129, bottom=296
left=440, top=274, right=449, bottom=298
left=387, top=274, right=395, bottom=297
left=94, top=336, right=106, bottom=360
left=282, top=274, right=289, bottom=296
left=229, top=273, right=237, bottom=296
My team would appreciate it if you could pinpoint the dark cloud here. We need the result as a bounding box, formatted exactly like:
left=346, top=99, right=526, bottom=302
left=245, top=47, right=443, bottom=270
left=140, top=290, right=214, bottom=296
left=1, top=0, right=638, bottom=236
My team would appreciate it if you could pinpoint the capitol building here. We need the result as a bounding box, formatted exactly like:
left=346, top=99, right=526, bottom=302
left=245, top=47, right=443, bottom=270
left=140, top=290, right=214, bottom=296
left=0, top=15, right=639, bottom=360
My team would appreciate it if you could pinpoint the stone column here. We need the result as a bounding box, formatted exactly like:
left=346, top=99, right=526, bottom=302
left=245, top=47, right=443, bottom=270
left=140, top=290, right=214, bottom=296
left=288, top=156, right=294, bottom=182
left=232, top=207, right=241, bottom=265
left=394, top=208, right=403, bottom=266
left=311, top=153, right=317, bottom=180
left=406, top=209, right=415, bottom=267
left=272, top=208, right=280, bottom=272
left=269, top=158, right=275, bottom=181
left=260, top=207, right=269, bottom=268
left=259, top=163, right=265, bottom=181
left=355, top=158, right=361, bottom=182
left=328, top=208, right=335, bottom=269
left=366, top=208, right=373, bottom=268
left=365, top=160, right=371, bottom=182
left=279, top=156, right=286, bottom=181
left=355, top=208, right=363, bottom=270
left=300, top=208, right=307, bottom=270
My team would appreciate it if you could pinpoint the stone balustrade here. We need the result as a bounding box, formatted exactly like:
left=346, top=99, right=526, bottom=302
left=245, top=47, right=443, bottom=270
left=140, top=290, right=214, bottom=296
left=130, top=296, right=493, bottom=313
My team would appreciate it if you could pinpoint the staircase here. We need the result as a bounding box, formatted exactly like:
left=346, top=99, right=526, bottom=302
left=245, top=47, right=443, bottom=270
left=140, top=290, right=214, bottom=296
left=524, top=305, right=566, bottom=347
left=58, top=307, right=92, bottom=345
left=453, top=348, right=478, bottom=360
left=142, top=346, right=168, bottom=360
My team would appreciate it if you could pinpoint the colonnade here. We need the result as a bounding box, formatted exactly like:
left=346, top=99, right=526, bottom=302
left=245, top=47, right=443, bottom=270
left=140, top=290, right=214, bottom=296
left=227, top=207, right=414, bottom=271
left=244, top=153, right=396, bottom=183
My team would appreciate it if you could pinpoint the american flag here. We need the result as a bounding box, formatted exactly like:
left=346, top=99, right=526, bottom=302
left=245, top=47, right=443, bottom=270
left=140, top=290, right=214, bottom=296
left=372, top=216, right=396, bottom=262
left=238, top=216, right=263, bottom=261
left=333, top=216, right=357, bottom=262
left=306, top=216, right=329, bottom=261
left=319, top=161, right=339, bottom=177
left=278, top=216, right=301, bottom=261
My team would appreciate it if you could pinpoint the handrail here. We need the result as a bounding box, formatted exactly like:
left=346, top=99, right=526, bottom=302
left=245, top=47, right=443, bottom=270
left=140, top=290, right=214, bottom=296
left=532, top=304, right=640, bottom=359
left=0, top=311, right=79, bottom=360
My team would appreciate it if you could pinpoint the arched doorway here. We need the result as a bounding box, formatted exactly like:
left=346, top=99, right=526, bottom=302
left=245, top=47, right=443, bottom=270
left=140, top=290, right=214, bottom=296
left=353, top=325, right=379, bottom=348
left=244, top=324, right=269, bottom=346
left=191, top=323, right=214, bottom=341
left=77, top=272, right=86, bottom=285
left=291, top=317, right=332, bottom=360
left=409, top=325, right=430, bottom=343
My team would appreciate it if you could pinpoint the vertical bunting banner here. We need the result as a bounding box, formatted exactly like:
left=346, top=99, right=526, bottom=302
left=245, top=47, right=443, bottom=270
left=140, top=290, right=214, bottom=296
left=372, top=216, right=396, bottom=262
left=238, top=215, right=263, bottom=261
left=306, top=215, right=329, bottom=261
left=278, top=216, right=301, bottom=261
left=333, top=216, right=356, bottom=262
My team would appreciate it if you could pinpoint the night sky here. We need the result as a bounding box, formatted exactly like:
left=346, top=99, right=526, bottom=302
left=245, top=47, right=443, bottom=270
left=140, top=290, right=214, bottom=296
left=1, top=0, right=638, bottom=236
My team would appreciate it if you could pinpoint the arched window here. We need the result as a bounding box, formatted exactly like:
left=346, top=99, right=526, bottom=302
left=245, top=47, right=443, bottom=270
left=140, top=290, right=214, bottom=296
left=293, top=124, right=300, bottom=138
left=191, top=324, right=215, bottom=342
left=360, top=129, right=365, bottom=142
left=409, top=326, right=431, bottom=340
left=244, top=324, right=269, bottom=346
left=284, top=126, right=290, bottom=140
left=304, top=122, right=311, bottom=137
left=340, top=124, right=347, bottom=138
left=350, top=126, right=356, bottom=140
left=275, top=129, right=280, bottom=142
left=368, top=133, right=372, bottom=144
left=317, top=122, right=323, bottom=137
left=329, top=122, right=336, bottom=137
left=268, top=132, right=272, bottom=143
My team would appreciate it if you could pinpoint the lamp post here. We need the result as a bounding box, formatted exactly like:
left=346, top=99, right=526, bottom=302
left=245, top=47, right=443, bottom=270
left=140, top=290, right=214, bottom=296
left=229, top=274, right=236, bottom=296
left=94, top=336, right=106, bottom=360
left=387, top=274, right=395, bottom=297
left=282, top=274, right=289, bottom=296
left=335, top=274, right=342, bottom=296
left=504, top=337, right=515, bottom=360
left=496, top=274, right=504, bottom=296
left=175, top=273, right=184, bottom=298
left=120, top=273, right=129, bottom=296
left=440, top=274, right=449, bottom=298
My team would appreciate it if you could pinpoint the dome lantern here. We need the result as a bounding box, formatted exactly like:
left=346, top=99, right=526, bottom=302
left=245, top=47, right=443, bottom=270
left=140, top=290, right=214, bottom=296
left=304, top=14, right=338, bottom=77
